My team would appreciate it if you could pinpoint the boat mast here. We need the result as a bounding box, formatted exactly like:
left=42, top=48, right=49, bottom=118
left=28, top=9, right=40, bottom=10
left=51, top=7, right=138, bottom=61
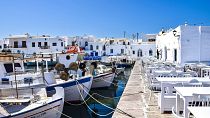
left=12, top=56, right=19, bottom=99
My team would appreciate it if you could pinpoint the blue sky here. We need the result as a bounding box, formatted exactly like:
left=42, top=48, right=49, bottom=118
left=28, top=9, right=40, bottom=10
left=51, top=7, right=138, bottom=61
left=0, top=0, right=210, bottom=38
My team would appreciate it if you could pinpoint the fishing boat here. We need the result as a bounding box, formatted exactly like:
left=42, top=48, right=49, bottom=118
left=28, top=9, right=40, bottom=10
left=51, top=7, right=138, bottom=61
left=0, top=87, right=64, bottom=118
left=91, top=64, right=115, bottom=88
left=45, top=46, right=93, bottom=102
left=0, top=55, right=64, bottom=118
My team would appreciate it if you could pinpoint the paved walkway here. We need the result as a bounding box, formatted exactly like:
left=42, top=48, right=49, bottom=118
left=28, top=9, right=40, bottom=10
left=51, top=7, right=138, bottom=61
left=112, top=60, right=174, bottom=118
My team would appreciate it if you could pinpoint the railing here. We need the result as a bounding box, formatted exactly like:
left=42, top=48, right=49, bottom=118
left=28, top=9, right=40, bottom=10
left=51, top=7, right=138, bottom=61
left=40, top=46, right=50, bottom=49
left=0, top=76, right=45, bottom=88
left=4, top=46, right=27, bottom=48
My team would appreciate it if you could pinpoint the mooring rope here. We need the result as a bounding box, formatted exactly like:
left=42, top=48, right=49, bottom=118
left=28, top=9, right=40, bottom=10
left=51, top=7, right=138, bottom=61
left=74, top=79, right=135, bottom=118
left=75, top=80, right=115, bottom=117
left=64, top=95, right=92, bottom=106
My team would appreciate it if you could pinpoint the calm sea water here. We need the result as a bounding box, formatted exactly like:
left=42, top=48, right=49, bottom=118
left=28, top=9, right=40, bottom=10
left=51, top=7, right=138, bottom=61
left=62, top=68, right=131, bottom=118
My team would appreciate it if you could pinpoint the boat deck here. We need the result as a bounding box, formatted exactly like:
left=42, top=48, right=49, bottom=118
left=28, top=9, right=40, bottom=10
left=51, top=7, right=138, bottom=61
left=112, top=60, right=174, bottom=118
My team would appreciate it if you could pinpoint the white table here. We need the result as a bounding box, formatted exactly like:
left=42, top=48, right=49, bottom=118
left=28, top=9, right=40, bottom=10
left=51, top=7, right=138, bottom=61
left=157, top=77, right=210, bottom=113
left=156, top=77, right=210, bottom=83
left=154, top=70, right=182, bottom=74
left=187, top=107, right=210, bottom=118
left=175, top=87, right=210, bottom=118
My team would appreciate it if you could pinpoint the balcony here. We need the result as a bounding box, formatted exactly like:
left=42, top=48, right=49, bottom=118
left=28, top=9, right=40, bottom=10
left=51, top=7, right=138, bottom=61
left=6, top=45, right=27, bottom=48
left=40, top=46, right=50, bottom=49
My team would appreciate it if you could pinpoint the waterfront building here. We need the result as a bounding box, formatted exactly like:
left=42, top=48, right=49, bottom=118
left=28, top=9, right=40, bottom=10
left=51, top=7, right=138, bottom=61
left=3, top=33, right=66, bottom=55
left=105, top=38, right=131, bottom=56
left=156, top=24, right=210, bottom=65
left=130, top=34, right=156, bottom=59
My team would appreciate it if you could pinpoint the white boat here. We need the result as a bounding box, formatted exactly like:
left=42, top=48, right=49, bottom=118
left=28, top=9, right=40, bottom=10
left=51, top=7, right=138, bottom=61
left=115, top=67, right=125, bottom=75
left=91, top=64, right=115, bottom=88
left=45, top=74, right=93, bottom=102
left=46, top=52, right=93, bottom=102
left=0, top=55, right=64, bottom=118
left=0, top=87, right=64, bottom=118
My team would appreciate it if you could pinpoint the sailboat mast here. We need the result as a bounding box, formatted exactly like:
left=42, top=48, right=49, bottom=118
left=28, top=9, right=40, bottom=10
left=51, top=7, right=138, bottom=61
left=12, top=56, right=19, bottom=98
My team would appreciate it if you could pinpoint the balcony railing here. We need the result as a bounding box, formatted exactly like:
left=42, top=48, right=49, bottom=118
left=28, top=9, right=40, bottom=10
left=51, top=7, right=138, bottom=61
left=5, top=46, right=27, bottom=48
left=40, top=46, right=50, bottom=49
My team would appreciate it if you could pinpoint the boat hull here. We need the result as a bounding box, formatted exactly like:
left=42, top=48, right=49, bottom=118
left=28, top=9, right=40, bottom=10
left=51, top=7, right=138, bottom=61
left=46, top=76, right=93, bottom=102
left=91, top=73, right=115, bottom=88
left=10, top=98, right=63, bottom=118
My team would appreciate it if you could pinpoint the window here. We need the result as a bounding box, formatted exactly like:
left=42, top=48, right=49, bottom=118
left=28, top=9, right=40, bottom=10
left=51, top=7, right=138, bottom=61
left=96, top=45, right=99, bottom=50
left=90, top=45, right=93, bottom=50
left=138, top=49, right=143, bottom=57
left=121, top=49, right=124, bottom=54
left=110, top=49, right=113, bottom=53
left=32, top=42, right=35, bottom=47
left=149, top=49, right=153, bottom=56
left=133, top=51, right=135, bottom=54
left=123, top=42, right=126, bottom=45
left=52, top=43, right=57, bottom=46
left=0, top=45, right=2, bottom=49
left=66, top=55, right=70, bottom=60
left=14, top=41, right=18, bottom=48
left=174, top=49, right=177, bottom=61
left=44, top=42, right=48, bottom=46
left=4, top=63, right=21, bottom=73
left=3, top=44, right=7, bottom=48
left=38, top=42, right=41, bottom=47
left=85, top=41, right=88, bottom=46
left=22, top=41, right=26, bottom=48
left=103, top=45, right=106, bottom=51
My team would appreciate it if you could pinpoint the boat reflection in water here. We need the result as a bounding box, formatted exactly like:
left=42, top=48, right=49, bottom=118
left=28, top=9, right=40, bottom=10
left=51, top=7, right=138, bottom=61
left=62, top=68, right=131, bottom=118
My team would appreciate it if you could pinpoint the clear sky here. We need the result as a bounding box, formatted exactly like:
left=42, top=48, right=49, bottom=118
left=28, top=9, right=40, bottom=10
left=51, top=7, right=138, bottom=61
left=0, top=0, right=210, bottom=38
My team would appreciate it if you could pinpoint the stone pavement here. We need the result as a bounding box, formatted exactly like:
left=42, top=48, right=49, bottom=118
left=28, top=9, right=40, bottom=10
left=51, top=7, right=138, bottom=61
left=112, top=60, right=174, bottom=118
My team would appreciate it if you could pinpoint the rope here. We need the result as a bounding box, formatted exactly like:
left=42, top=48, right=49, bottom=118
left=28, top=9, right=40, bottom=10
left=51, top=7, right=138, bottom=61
left=64, top=95, right=92, bottom=106
left=91, top=93, right=121, bottom=99
left=75, top=79, right=135, bottom=118
left=75, top=79, right=115, bottom=117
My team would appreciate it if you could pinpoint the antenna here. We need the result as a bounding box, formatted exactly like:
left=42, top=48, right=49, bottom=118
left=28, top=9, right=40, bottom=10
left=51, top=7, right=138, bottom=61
left=123, top=31, right=126, bottom=38
left=137, top=33, right=139, bottom=42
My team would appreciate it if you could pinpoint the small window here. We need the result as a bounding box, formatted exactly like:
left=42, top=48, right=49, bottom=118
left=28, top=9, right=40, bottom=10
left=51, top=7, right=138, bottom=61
left=22, top=41, right=26, bottom=48
left=52, top=43, right=57, bottom=46
left=103, top=45, right=106, bottom=51
left=121, top=49, right=124, bottom=54
left=66, top=55, right=70, bottom=60
left=44, top=42, right=48, bottom=46
left=85, top=41, right=88, bottom=46
left=61, top=42, right=63, bottom=46
left=38, top=42, right=41, bottom=47
left=90, top=45, right=93, bottom=50
left=96, top=45, right=99, bottom=50
left=133, top=51, right=135, bottom=54
left=110, top=49, right=113, bottom=53
left=149, top=49, right=153, bottom=56
left=14, top=41, right=18, bottom=48
left=32, top=42, right=35, bottom=47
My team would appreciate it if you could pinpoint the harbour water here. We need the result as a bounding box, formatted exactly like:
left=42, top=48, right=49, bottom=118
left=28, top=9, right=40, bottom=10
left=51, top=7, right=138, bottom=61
left=62, top=68, right=131, bottom=118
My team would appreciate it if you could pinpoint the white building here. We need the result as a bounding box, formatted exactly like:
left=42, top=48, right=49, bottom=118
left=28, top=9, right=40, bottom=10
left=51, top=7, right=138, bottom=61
left=66, top=35, right=96, bottom=49
left=3, top=34, right=65, bottom=55
left=105, top=38, right=131, bottom=56
left=156, top=24, right=210, bottom=65
left=85, top=39, right=106, bottom=56
left=131, top=41, right=156, bottom=59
